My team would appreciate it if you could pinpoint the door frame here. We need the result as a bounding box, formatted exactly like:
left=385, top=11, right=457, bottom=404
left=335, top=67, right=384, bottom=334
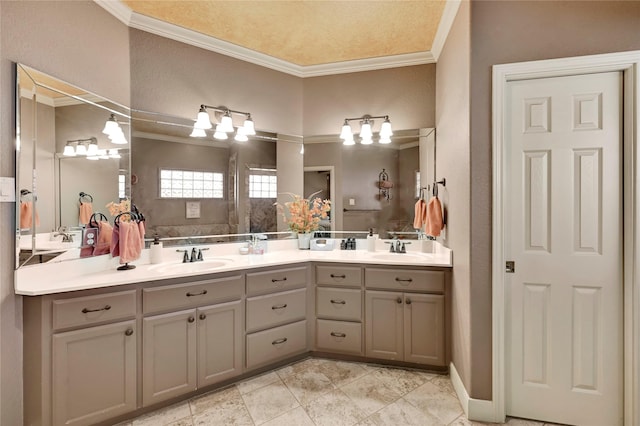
left=303, top=165, right=336, bottom=231
left=492, top=51, right=640, bottom=425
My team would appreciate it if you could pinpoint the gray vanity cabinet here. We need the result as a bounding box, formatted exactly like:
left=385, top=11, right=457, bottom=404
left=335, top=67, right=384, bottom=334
left=142, top=275, right=244, bottom=407
left=364, top=267, right=447, bottom=366
left=53, top=319, right=137, bottom=426
left=24, top=289, right=138, bottom=426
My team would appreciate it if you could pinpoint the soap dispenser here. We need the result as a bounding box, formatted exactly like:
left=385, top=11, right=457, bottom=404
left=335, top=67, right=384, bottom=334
left=150, top=235, right=163, bottom=264
left=367, top=228, right=377, bottom=252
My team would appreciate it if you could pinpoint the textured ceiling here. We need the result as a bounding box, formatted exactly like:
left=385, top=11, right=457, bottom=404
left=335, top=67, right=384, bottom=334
left=121, top=0, right=447, bottom=66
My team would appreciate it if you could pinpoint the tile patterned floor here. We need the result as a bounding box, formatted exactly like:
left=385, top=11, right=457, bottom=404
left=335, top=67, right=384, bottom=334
left=117, top=358, right=559, bottom=426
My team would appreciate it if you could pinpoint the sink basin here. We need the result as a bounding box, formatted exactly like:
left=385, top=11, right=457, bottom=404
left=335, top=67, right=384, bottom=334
left=149, top=258, right=234, bottom=274
left=371, top=253, right=429, bottom=262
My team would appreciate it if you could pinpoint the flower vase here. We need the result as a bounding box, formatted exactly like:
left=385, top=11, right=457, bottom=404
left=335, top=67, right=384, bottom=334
left=297, top=232, right=313, bottom=250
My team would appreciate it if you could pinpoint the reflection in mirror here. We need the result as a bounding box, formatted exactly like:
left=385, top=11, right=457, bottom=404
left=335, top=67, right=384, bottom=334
left=16, top=64, right=130, bottom=267
left=129, top=110, right=278, bottom=245
left=303, top=128, right=434, bottom=239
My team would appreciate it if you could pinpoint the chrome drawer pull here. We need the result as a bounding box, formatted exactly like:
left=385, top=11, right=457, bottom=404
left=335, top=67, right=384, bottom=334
left=272, top=304, right=288, bottom=310
left=272, top=338, right=288, bottom=345
left=271, top=277, right=287, bottom=283
left=330, top=274, right=346, bottom=279
left=125, top=328, right=134, bottom=336
left=330, top=299, right=346, bottom=305
left=330, top=332, right=346, bottom=338
left=186, top=290, right=208, bottom=297
left=82, top=305, right=111, bottom=314
left=395, top=277, right=413, bottom=283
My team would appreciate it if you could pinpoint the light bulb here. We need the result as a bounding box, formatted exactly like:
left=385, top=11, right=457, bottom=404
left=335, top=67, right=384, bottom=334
left=102, top=114, right=119, bottom=136
left=359, top=121, right=373, bottom=139
left=108, top=149, right=121, bottom=158
left=63, top=144, right=76, bottom=156
left=360, top=136, right=373, bottom=145
left=99, top=149, right=109, bottom=159
left=380, top=117, right=393, bottom=138
left=75, top=143, right=87, bottom=156
left=194, top=106, right=212, bottom=129
left=378, top=137, right=392, bottom=144
left=234, top=126, right=248, bottom=142
left=343, top=137, right=355, bottom=146
left=86, top=155, right=99, bottom=161
left=220, top=112, right=234, bottom=133
left=87, top=141, right=99, bottom=156
left=243, top=116, right=256, bottom=135
left=213, top=124, right=228, bottom=140
left=190, top=127, right=206, bottom=137
left=339, top=121, right=352, bottom=140
left=109, top=128, right=128, bottom=145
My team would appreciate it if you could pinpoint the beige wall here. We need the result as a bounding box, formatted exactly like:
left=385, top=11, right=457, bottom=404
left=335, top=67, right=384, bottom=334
left=302, top=65, right=436, bottom=136
left=467, top=0, right=640, bottom=400
left=130, top=29, right=304, bottom=136
left=0, top=2, right=130, bottom=423
left=435, top=0, right=472, bottom=397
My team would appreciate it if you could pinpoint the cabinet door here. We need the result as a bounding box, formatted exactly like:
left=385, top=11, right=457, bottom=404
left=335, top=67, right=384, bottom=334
left=404, top=293, right=445, bottom=366
left=365, top=290, right=404, bottom=360
left=53, top=320, right=136, bottom=426
left=197, top=300, right=243, bottom=388
left=143, top=309, right=197, bottom=406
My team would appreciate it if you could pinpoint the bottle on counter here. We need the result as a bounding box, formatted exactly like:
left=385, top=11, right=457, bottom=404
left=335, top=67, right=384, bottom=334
left=150, top=235, right=163, bottom=264
left=367, top=228, right=377, bottom=252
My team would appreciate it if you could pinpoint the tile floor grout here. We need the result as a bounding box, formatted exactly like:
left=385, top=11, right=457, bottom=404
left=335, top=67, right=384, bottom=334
left=119, top=357, right=556, bottom=426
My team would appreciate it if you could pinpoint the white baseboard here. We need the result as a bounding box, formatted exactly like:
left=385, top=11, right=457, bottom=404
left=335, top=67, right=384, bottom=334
left=450, top=362, right=498, bottom=423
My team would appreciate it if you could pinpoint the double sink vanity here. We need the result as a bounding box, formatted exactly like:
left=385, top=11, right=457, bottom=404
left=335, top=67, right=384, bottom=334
left=18, top=238, right=452, bottom=426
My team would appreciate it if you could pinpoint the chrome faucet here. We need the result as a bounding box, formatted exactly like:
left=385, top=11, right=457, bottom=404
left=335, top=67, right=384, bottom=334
left=54, top=232, right=73, bottom=243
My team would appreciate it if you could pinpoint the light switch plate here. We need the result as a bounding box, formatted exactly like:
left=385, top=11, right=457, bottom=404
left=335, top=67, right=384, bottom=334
left=0, top=177, right=16, bottom=202
left=349, top=198, right=355, bottom=206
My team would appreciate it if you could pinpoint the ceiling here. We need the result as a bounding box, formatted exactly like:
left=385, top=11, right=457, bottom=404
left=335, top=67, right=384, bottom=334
left=96, top=0, right=460, bottom=77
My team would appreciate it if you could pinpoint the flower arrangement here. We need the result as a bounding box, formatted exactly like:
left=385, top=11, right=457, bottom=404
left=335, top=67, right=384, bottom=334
left=106, top=198, right=131, bottom=220
left=275, top=191, right=331, bottom=234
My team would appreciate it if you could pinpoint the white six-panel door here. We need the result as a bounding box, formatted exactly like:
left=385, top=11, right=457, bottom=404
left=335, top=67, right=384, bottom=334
left=506, top=72, right=623, bottom=425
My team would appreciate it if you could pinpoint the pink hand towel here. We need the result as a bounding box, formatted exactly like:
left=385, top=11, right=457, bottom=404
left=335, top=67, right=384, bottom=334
left=110, top=223, right=120, bottom=257
left=119, top=221, right=142, bottom=264
left=79, top=202, right=93, bottom=225
left=425, top=196, right=444, bottom=237
left=413, top=199, right=426, bottom=229
left=92, top=221, right=113, bottom=256
left=20, top=201, right=40, bottom=229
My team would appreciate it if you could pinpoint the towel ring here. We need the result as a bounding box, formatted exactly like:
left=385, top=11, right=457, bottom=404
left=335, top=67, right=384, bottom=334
left=79, top=192, right=93, bottom=203
left=114, top=211, right=139, bottom=227
left=88, top=212, right=109, bottom=228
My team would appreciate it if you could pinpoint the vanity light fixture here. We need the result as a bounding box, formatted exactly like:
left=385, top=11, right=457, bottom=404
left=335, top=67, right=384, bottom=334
left=192, top=104, right=256, bottom=141
left=63, top=137, right=98, bottom=157
left=339, top=114, right=393, bottom=145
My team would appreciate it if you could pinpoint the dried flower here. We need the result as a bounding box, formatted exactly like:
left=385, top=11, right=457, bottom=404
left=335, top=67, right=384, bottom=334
left=106, top=199, right=131, bottom=221
left=275, top=191, right=331, bottom=234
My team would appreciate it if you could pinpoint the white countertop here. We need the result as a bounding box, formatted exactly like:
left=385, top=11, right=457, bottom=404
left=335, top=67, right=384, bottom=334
left=15, top=239, right=452, bottom=296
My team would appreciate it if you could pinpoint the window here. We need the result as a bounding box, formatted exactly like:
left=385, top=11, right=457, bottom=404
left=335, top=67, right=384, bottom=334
left=160, top=169, right=224, bottom=199
left=249, top=168, right=277, bottom=198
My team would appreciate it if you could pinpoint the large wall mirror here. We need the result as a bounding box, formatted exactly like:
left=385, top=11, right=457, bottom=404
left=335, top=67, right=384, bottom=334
left=16, top=64, right=131, bottom=267
left=14, top=63, right=436, bottom=278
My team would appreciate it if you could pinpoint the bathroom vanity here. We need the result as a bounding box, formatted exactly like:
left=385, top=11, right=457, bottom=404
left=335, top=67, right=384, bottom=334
left=19, top=241, right=451, bottom=426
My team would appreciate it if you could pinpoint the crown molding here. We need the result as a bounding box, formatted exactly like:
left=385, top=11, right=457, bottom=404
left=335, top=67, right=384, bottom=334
left=431, top=0, right=462, bottom=61
left=94, top=0, right=454, bottom=77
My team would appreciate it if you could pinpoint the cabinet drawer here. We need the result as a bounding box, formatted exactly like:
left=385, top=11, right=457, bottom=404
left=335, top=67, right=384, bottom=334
left=316, top=287, right=361, bottom=321
left=246, top=320, right=307, bottom=369
left=316, top=319, right=362, bottom=355
left=143, top=275, right=242, bottom=314
left=246, top=288, right=307, bottom=333
left=315, top=265, right=361, bottom=287
left=53, top=290, right=136, bottom=330
left=246, top=266, right=307, bottom=297
left=365, top=268, right=444, bottom=293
